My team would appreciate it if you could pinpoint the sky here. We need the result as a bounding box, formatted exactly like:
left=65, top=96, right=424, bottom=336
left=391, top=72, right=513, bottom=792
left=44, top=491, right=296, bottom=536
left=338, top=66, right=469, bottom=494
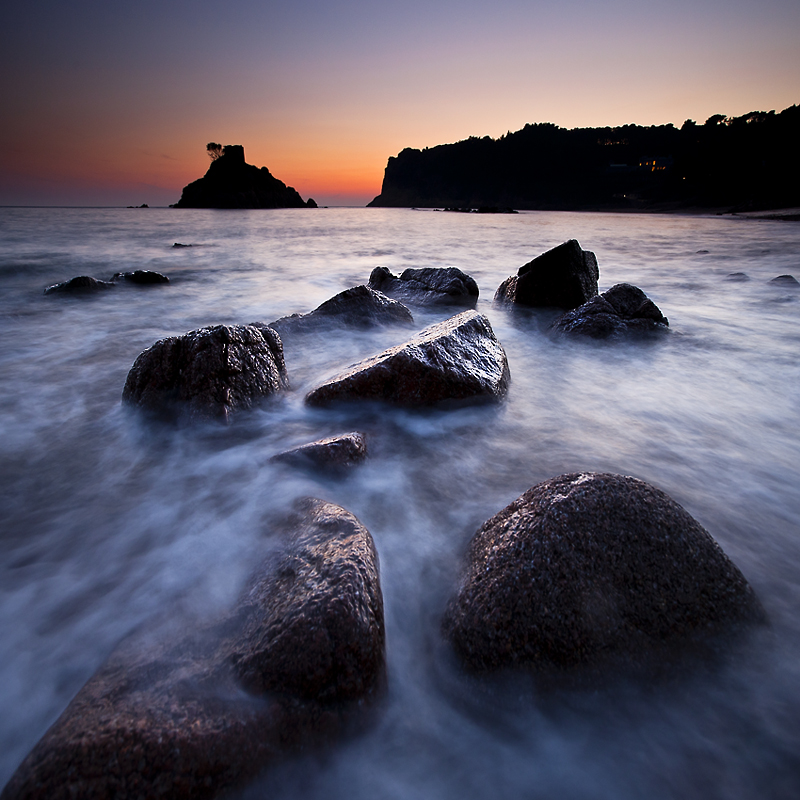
left=1, top=0, right=798, bottom=207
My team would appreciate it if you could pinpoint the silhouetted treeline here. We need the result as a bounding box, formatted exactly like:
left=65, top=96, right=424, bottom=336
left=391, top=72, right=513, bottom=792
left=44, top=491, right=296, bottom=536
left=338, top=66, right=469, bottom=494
left=368, top=106, right=800, bottom=212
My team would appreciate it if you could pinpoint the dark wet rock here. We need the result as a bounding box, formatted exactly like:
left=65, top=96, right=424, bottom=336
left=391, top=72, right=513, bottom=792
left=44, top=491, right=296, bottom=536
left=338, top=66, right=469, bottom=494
left=494, top=239, right=599, bottom=309
left=43, top=275, right=115, bottom=295
left=550, top=283, right=669, bottom=339
left=269, top=285, right=413, bottom=335
left=173, top=145, right=309, bottom=209
left=173, top=242, right=192, bottom=248
left=443, top=472, right=766, bottom=675
left=770, top=274, right=799, bottom=286
left=0, top=498, right=385, bottom=800
left=112, top=270, right=170, bottom=285
left=122, top=324, right=288, bottom=421
left=696, top=249, right=710, bottom=254
left=368, top=266, right=479, bottom=307
left=725, top=272, right=750, bottom=282
left=305, top=310, right=509, bottom=408
left=271, top=432, right=368, bottom=471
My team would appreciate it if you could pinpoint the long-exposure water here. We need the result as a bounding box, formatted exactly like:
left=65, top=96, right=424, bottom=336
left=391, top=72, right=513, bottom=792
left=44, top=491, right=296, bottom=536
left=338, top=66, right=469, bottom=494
left=1, top=207, right=799, bottom=798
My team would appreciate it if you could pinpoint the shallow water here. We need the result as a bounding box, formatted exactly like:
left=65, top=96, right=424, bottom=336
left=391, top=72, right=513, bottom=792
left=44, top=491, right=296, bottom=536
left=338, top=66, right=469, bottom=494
left=1, top=207, right=799, bottom=798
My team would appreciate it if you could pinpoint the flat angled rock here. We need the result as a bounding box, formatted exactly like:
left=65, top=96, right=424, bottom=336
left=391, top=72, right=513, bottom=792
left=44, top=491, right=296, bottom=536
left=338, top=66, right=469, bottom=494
left=269, top=285, right=413, bottom=335
left=443, top=472, right=765, bottom=676
left=305, top=310, right=510, bottom=408
left=1, top=498, right=385, bottom=800
left=122, top=324, right=288, bottom=421
left=494, top=239, right=599, bottom=309
left=271, top=432, right=368, bottom=470
left=368, top=266, right=479, bottom=307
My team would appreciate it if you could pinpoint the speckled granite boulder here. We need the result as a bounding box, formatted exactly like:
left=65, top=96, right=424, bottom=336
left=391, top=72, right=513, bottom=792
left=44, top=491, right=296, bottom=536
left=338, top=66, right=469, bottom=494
left=122, top=324, right=288, bottom=421
left=550, top=283, right=669, bottom=339
left=43, top=275, right=115, bottom=295
left=269, top=285, right=413, bottom=335
left=443, top=473, right=765, bottom=674
left=368, top=266, right=479, bottom=307
left=271, top=432, right=368, bottom=471
left=494, top=239, right=599, bottom=309
left=305, top=310, right=509, bottom=408
left=112, top=270, right=170, bottom=284
left=1, top=498, right=385, bottom=800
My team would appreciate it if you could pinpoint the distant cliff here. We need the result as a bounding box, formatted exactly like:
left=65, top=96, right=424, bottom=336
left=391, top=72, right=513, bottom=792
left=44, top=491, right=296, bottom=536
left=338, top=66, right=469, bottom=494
left=173, top=145, right=315, bottom=209
left=368, top=105, right=800, bottom=212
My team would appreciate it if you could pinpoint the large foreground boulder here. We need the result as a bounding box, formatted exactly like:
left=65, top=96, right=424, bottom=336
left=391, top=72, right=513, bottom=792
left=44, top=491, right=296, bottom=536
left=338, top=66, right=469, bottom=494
left=1, top=498, right=385, bottom=800
left=271, top=432, right=368, bottom=471
left=494, top=239, right=599, bottom=309
left=269, top=285, right=413, bottom=335
left=368, top=266, right=479, bottom=307
left=305, top=310, right=510, bottom=408
left=550, top=283, right=669, bottom=339
left=122, top=324, right=288, bottom=421
left=443, top=473, right=765, bottom=675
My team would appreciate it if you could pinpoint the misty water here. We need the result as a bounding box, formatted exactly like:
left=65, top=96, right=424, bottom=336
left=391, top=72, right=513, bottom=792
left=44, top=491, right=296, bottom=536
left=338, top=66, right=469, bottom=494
left=1, top=207, right=799, bottom=798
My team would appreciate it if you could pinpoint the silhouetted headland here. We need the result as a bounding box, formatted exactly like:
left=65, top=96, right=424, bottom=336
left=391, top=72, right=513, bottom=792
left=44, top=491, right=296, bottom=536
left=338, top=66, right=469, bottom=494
left=368, top=105, right=800, bottom=213
left=173, top=144, right=316, bottom=209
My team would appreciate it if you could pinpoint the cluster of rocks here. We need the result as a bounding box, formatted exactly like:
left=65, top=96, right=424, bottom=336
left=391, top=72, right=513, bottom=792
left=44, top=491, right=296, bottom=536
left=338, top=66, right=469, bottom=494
left=44, top=270, right=169, bottom=295
left=9, top=240, right=770, bottom=798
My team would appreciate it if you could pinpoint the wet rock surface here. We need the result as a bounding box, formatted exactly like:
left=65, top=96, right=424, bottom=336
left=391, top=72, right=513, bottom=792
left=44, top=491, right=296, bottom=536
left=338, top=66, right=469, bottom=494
left=112, top=270, right=170, bottom=284
left=305, top=310, right=510, bottom=408
left=271, top=432, right=368, bottom=471
left=494, top=239, right=599, bottom=309
left=269, top=285, right=413, bottom=335
left=1, top=498, right=385, bottom=800
left=770, top=274, right=799, bottom=286
left=122, top=324, right=288, bottom=421
left=443, top=472, right=765, bottom=675
left=368, top=266, right=479, bottom=307
left=550, top=283, right=669, bottom=339
left=43, top=275, right=115, bottom=295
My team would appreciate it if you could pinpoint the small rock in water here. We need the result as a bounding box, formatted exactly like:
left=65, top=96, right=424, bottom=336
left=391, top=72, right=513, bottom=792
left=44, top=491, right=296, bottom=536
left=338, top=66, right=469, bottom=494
left=550, top=283, right=669, bottom=339
left=269, top=285, right=413, bottom=335
left=43, top=275, right=115, bottom=295
left=112, top=270, right=170, bottom=284
left=122, top=324, right=288, bottom=421
left=725, top=272, right=750, bottom=282
left=494, top=239, right=599, bottom=309
left=443, top=472, right=766, bottom=677
left=368, top=266, right=479, bottom=307
left=305, top=310, right=510, bottom=408
left=770, top=274, right=799, bottom=286
left=0, top=498, right=385, bottom=800
left=271, top=432, right=368, bottom=471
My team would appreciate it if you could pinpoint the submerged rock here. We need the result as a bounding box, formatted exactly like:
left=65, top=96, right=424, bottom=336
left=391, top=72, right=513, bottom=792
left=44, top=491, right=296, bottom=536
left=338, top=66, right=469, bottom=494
left=1, top=498, right=385, bottom=800
left=494, top=239, right=599, bottom=309
left=305, top=310, right=509, bottom=408
left=443, top=472, right=765, bottom=675
left=770, top=274, right=799, bottom=286
left=725, top=272, right=750, bottom=282
left=550, top=283, right=669, bottom=339
left=269, top=285, right=413, bottom=335
left=271, top=432, right=368, bottom=471
left=368, top=266, right=479, bottom=307
left=122, top=324, right=288, bottom=421
left=43, top=275, right=115, bottom=295
left=112, top=270, right=170, bottom=284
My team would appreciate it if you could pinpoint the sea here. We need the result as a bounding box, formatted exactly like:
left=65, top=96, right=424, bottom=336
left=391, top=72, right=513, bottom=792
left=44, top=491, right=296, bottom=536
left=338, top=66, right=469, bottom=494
left=1, top=207, right=799, bottom=798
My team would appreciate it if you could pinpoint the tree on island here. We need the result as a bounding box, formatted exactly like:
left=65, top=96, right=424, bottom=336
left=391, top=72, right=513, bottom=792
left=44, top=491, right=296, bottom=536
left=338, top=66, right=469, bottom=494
left=206, top=142, right=223, bottom=161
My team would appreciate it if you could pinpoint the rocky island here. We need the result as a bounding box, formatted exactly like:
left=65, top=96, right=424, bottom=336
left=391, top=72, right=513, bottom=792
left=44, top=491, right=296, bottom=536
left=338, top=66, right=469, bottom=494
left=173, top=144, right=316, bottom=209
